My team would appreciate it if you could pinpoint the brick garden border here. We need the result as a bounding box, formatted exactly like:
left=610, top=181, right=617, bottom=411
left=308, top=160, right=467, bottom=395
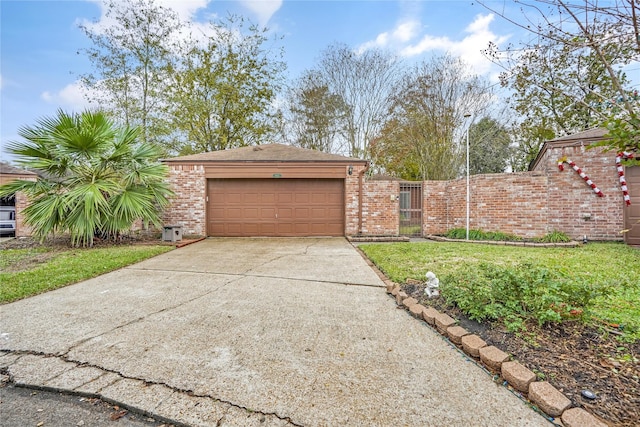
left=384, top=281, right=609, bottom=427
left=426, top=235, right=581, bottom=247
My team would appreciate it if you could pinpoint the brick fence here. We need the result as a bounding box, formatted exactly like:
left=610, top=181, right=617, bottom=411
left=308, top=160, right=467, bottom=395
left=362, top=143, right=626, bottom=241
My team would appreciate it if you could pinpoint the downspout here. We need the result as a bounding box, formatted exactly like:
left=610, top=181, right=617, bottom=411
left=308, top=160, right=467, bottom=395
left=358, top=162, right=370, bottom=235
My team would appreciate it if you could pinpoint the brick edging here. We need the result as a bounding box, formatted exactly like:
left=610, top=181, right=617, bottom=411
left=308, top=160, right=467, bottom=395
left=425, top=235, right=581, bottom=248
left=386, top=282, right=609, bottom=427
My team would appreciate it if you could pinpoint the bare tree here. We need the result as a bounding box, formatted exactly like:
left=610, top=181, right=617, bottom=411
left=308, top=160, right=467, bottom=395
left=282, top=71, right=349, bottom=153
left=372, top=55, right=492, bottom=180
left=305, top=43, right=402, bottom=158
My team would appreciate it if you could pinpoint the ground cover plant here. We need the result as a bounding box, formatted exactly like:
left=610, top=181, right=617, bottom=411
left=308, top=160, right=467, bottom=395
left=360, top=241, right=639, bottom=426
left=0, top=242, right=173, bottom=303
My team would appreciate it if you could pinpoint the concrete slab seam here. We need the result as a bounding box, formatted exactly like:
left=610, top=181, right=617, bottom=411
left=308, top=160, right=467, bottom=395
left=126, top=267, right=382, bottom=289
left=1, top=349, right=303, bottom=427
left=56, top=277, right=241, bottom=359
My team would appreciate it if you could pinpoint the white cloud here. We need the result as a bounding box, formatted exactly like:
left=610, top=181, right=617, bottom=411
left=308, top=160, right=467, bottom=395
left=41, top=81, right=95, bottom=110
left=78, top=0, right=214, bottom=39
left=238, top=0, right=282, bottom=26
left=357, top=19, right=420, bottom=52
left=402, top=14, right=510, bottom=75
left=359, top=13, right=510, bottom=76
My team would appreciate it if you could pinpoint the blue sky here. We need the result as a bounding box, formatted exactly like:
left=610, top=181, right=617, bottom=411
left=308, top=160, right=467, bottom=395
left=1, top=0, right=521, bottom=161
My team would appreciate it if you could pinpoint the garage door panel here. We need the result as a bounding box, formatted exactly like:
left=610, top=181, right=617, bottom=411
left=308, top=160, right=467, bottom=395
left=243, top=193, right=260, bottom=203
left=243, top=208, right=259, bottom=219
left=278, top=207, right=293, bottom=219
left=261, top=193, right=276, bottom=203
left=207, top=178, right=344, bottom=237
left=294, top=208, right=309, bottom=218
left=261, top=224, right=276, bottom=234
left=294, top=193, right=310, bottom=203
left=278, top=193, right=293, bottom=203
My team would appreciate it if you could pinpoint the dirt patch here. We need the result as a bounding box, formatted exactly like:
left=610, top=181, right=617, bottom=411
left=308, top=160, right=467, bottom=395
left=401, top=282, right=640, bottom=427
left=1, top=251, right=60, bottom=272
left=0, top=234, right=173, bottom=251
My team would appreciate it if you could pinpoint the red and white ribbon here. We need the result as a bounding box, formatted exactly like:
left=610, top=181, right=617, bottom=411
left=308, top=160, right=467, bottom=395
left=616, top=152, right=634, bottom=206
left=557, top=157, right=604, bottom=197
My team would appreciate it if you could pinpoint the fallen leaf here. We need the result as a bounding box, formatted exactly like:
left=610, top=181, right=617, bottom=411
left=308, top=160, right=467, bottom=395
left=110, top=410, right=127, bottom=421
left=600, top=359, right=615, bottom=369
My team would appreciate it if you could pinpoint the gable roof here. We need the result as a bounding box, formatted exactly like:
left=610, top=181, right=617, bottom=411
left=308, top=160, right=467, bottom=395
left=528, top=128, right=610, bottom=171
left=0, top=161, right=38, bottom=176
left=162, top=144, right=366, bottom=164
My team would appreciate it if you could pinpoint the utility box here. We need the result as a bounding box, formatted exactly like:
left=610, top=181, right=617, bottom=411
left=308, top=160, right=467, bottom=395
left=162, top=225, right=183, bottom=242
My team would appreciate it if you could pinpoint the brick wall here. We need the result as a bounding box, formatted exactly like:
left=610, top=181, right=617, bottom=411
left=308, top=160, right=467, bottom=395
left=15, top=190, right=34, bottom=237
left=413, top=145, right=623, bottom=241
left=345, top=164, right=366, bottom=235
left=163, top=164, right=207, bottom=236
left=423, top=173, right=550, bottom=238
left=360, top=179, right=399, bottom=235
left=538, top=144, right=623, bottom=240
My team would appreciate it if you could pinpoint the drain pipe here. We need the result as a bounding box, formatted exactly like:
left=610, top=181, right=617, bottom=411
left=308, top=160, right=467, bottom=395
left=358, top=162, right=370, bottom=235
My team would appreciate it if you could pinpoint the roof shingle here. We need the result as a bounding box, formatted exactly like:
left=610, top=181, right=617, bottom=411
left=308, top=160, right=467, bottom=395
left=0, top=161, right=38, bottom=176
left=162, top=144, right=366, bottom=163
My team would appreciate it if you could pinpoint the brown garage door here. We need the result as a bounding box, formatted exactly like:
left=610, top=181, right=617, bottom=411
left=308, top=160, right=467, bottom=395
left=207, top=178, right=344, bottom=237
left=625, top=166, right=640, bottom=245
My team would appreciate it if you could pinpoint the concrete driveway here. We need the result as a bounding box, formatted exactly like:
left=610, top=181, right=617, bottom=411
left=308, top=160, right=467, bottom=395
left=0, top=238, right=550, bottom=426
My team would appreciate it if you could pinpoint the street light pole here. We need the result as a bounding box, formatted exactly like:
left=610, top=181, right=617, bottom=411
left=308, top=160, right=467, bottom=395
left=464, top=114, right=471, bottom=240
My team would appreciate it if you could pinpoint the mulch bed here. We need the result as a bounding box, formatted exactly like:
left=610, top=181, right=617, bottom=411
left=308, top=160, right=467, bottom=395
left=0, top=234, right=176, bottom=250
left=401, top=282, right=640, bottom=427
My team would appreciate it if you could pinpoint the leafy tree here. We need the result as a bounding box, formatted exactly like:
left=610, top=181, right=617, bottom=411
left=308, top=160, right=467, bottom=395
left=283, top=72, right=349, bottom=153
left=302, top=43, right=402, bottom=158
left=481, top=0, right=639, bottom=160
left=79, top=0, right=182, bottom=147
left=371, top=55, right=492, bottom=181
left=168, top=16, right=286, bottom=154
left=0, top=110, right=173, bottom=247
left=468, top=117, right=512, bottom=174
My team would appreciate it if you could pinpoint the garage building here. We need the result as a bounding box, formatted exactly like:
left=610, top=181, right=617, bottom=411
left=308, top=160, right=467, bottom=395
left=162, top=144, right=368, bottom=237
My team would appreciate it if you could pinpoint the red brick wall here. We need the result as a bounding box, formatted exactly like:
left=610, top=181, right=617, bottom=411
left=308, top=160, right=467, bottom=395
left=345, top=164, right=367, bottom=235
left=425, top=173, right=550, bottom=238
left=163, top=164, right=207, bottom=236
left=360, top=179, right=399, bottom=235
left=416, top=145, right=624, bottom=241
left=538, top=145, right=624, bottom=240
left=15, top=190, right=34, bottom=237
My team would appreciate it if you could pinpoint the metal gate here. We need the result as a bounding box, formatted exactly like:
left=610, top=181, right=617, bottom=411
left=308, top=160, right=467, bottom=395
left=399, top=182, right=423, bottom=236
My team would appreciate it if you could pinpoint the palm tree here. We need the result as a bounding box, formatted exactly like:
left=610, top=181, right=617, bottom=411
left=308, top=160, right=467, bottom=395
left=0, top=110, right=173, bottom=247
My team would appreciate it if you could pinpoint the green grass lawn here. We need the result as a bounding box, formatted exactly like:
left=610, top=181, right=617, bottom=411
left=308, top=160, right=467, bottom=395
left=0, top=245, right=174, bottom=303
left=360, top=242, right=640, bottom=341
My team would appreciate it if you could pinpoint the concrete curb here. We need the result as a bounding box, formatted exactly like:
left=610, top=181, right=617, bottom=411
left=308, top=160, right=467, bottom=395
left=385, top=283, right=609, bottom=427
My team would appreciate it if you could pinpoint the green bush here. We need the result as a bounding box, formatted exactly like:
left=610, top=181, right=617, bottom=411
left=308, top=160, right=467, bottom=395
left=534, top=231, right=572, bottom=243
left=440, top=262, right=613, bottom=332
left=444, top=228, right=522, bottom=242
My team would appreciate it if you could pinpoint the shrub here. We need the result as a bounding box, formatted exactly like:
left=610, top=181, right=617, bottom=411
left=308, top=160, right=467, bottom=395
left=444, top=228, right=522, bottom=242
left=0, top=110, right=173, bottom=247
left=440, top=262, right=613, bottom=332
left=534, top=230, right=572, bottom=243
